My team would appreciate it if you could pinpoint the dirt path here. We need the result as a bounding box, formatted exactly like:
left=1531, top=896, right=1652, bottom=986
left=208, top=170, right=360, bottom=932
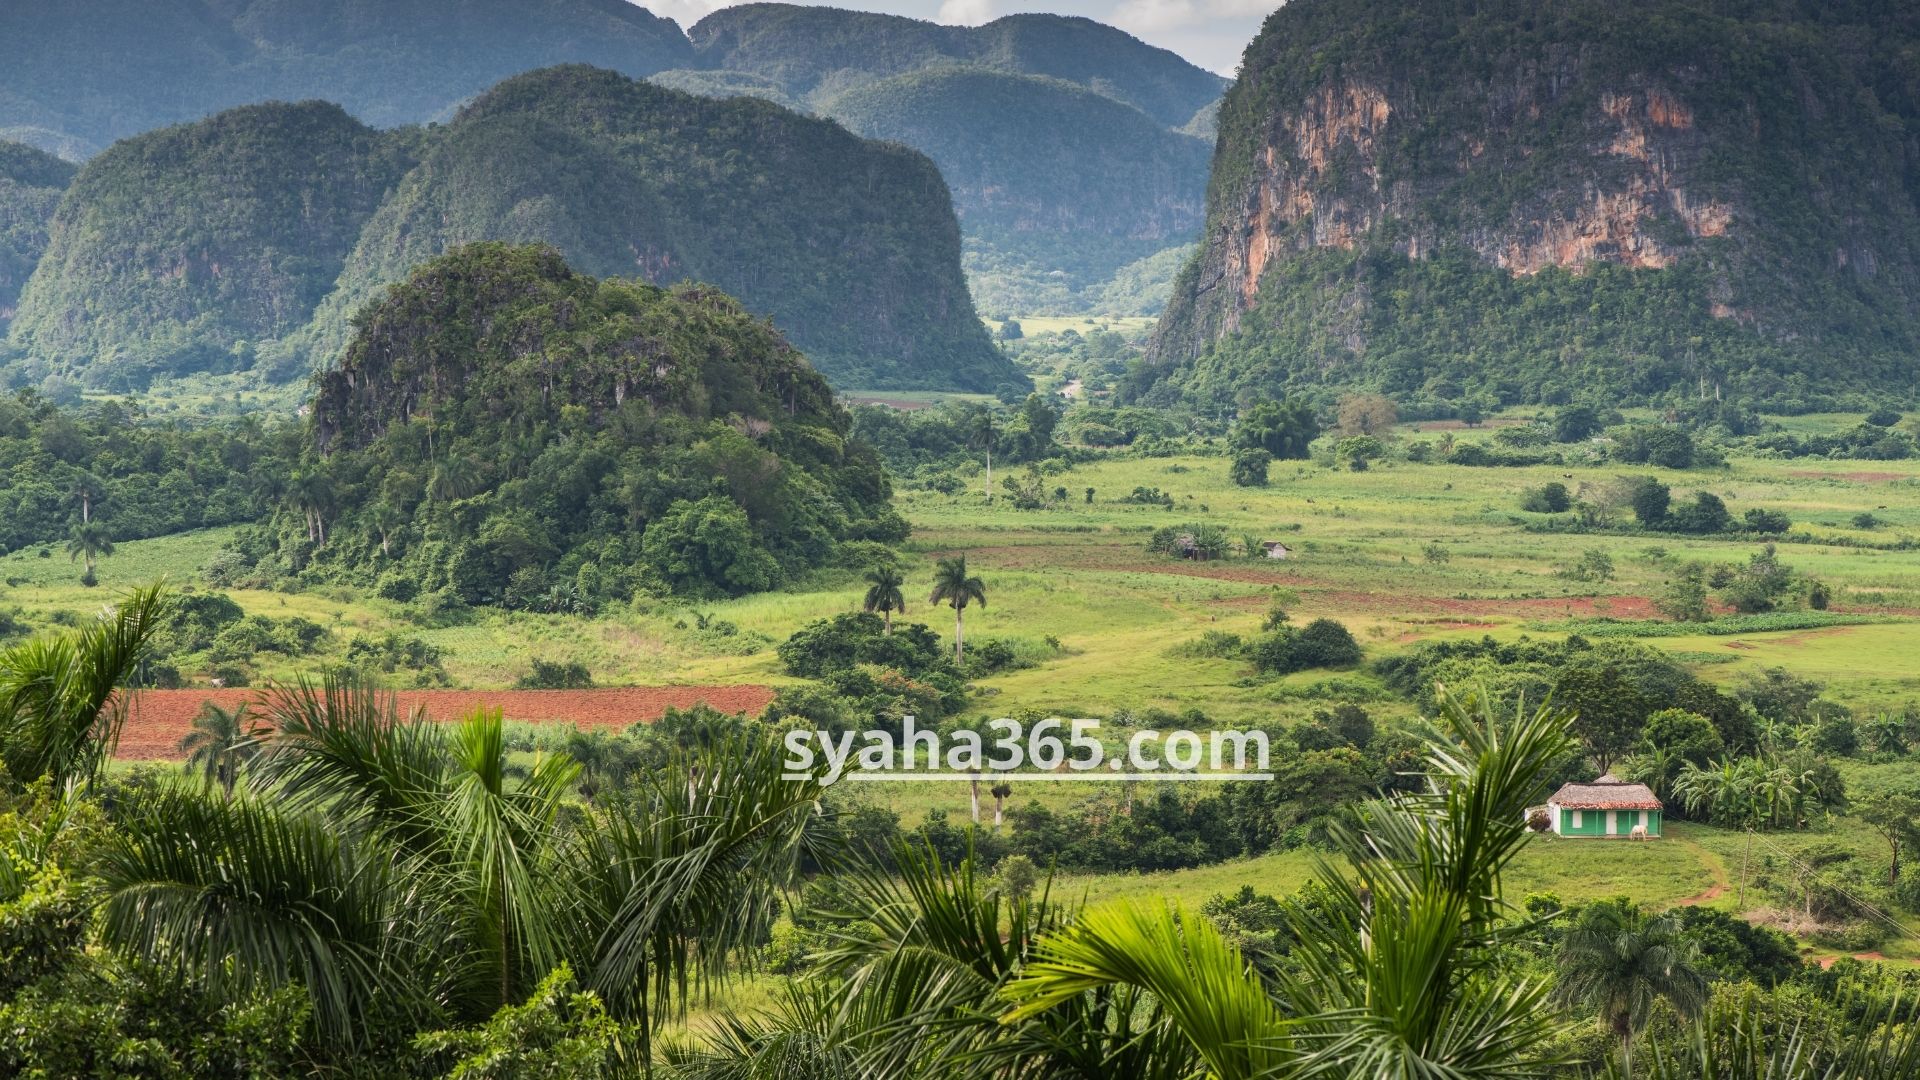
left=1669, top=829, right=1733, bottom=907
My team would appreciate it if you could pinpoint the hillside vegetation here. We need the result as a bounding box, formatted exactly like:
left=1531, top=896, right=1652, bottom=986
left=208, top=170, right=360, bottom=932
left=4, top=69, right=1016, bottom=393
left=0, top=141, right=72, bottom=330
left=0, top=0, right=693, bottom=156
left=1142, top=0, right=1920, bottom=412
left=240, top=243, right=904, bottom=607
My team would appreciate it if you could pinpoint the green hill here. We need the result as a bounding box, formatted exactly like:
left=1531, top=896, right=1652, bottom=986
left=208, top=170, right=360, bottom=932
left=0, top=0, right=692, bottom=157
left=820, top=68, right=1210, bottom=316
left=7, top=102, right=410, bottom=388
left=686, top=5, right=1225, bottom=128
left=1139, top=0, right=1920, bottom=412
left=287, top=66, right=1012, bottom=391
left=272, top=242, right=903, bottom=604
left=0, top=141, right=74, bottom=330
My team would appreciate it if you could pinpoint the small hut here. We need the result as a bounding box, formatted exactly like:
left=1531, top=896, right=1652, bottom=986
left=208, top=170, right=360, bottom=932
left=1541, top=774, right=1663, bottom=837
left=1261, top=541, right=1293, bottom=560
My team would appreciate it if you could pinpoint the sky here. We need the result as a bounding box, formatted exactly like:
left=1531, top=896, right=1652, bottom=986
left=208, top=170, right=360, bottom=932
left=631, top=0, right=1274, bottom=75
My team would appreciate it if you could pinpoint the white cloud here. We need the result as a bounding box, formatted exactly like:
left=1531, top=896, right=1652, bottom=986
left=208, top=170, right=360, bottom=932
left=1114, top=0, right=1275, bottom=35
left=936, top=0, right=997, bottom=26
left=632, top=0, right=740, bottom=28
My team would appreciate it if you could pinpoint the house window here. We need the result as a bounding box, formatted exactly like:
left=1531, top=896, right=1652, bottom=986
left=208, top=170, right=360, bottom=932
left=1571, top=810, right=1583, bottom=829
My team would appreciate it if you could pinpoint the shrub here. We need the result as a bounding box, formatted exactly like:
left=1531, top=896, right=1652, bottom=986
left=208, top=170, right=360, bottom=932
left=1250, top=618, right=1362, bottom=675
left=1521, top=481, right=1572, bottom=513
left=515, top=660, right=594, bottom=690
left=1744, top=508, right=1792, bottom=534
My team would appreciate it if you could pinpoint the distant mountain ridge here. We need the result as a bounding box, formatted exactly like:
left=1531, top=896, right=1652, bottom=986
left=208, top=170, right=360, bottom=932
left=0, top=141, right=74, bottom=329
left=5, top=68, right=1015, bottom=393
left=0, top=1, right=1225, bottom=318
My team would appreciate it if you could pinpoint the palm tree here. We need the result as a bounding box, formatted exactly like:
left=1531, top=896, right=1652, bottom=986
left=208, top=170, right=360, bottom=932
left=1555, top=901, right=1708, bottom=1078
left=66, top=521, right=114, bottom=583
left=368, top=501, right=406, bottom=557
left=287, top=469, right=333, bottom=545
left=1000, top=685, right=1581, bottom=1077
left=967, top=406, right=997, bottom=501
left=929, top=556, right=986, bottom=664
left=429, top=456, right=480, bottom=504
left=989, top=781, right=1012, bottom=829
left=68, top=470, right=105, bottom=524
left=0, top=583, right=168, bottom=789
left=178, top=701, right=264, bottom=799
left=861, top=565, right=906, bottom=634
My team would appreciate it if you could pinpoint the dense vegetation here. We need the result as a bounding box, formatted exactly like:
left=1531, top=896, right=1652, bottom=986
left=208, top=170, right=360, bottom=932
left=231, top=244, right=903, bottom=608
left=4, top=68, right=1015, bottom=393
left=7, top=102, right=411, bottom=389
left=0, top=0, right=694, bottom=156
left=1142, top=0, right=1920, bottom=412
left=0, top=140, right=72, bottom=331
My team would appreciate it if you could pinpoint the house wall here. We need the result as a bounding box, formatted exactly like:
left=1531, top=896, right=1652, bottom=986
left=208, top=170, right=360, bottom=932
left=1556, top=807, right=1663, bottom=837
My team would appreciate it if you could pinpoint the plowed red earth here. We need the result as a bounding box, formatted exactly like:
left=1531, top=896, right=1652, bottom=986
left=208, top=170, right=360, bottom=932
left=115, top=686, right=776, bottom=762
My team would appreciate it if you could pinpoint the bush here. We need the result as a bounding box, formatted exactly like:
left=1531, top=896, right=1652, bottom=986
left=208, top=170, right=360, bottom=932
left=515, top=660, right=594, bottom=690
left=1521, top=481, right=1572, bottom=513
left=1230, top=447, right=1272, bottom=487
left=1250, top=618, right=1362, bottom=675
left=1743, top=508, right=1792, bottom=534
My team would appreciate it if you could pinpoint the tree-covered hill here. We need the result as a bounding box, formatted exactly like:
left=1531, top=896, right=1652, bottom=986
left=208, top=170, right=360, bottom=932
left=4, top=68, right=1017, bottom=393
left=6, top=102, right=412, bottom=390
left=286, top=65, right=1013, bottom=391
left=0, top=141, right=73, bottom=331
left=686, top=5, right=1225, bottom=129
left=820, top=68, right=1211, bottom=317
left=1140, top=0, right=1920, bottom=413
left=254, top=242, right=904, bottom=605
left=0, top=0, right=693, bottom=158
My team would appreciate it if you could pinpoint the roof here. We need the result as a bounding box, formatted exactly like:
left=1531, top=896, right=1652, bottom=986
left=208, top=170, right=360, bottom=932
left=1548, top=775, right=1663, bottom=811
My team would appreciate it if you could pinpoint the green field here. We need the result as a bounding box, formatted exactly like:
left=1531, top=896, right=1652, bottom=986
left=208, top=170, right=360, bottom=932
left=12, top=414, right=1920, bottom=955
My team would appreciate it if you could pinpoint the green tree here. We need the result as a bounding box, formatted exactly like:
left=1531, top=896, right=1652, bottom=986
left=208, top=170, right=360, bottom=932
left=1229, top=447, right=1271, bottom=487
left=929, top=556, right=987, bottom=663
left=0, top=584, right=169, bottom=790
left=1555, top=667, right=1653, bottom=774
left=1555, top=900, right=1708, bottom=1078
left=1857, top=791, right=1920, bottom=886
left=65, top=521, right=114, bottom=585
left=861, top=565, right=907, bottom=635
left=178, top=701, right=264, bottom=799
left=1231, top=398, right=1317, bottom=460
left=1656, top=565, right=1710, bottom=622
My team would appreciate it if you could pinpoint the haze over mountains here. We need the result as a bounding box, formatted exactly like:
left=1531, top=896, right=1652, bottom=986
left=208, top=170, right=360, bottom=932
left=0, top=0, right=1224, bottom=324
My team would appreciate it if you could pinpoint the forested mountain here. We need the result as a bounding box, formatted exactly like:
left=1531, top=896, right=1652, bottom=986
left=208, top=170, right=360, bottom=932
left=5, top=68, right=1014, bottom=393
left=0, top=141, right=73, bottom=330
left=0, top=0, right=692, bottom=158
left=8, top=103, right=411, bottom=388
left=1140, top=0, right=1920, bottom=412
left=685, top=5, right=1225, bottom=128
left=819, top=68, right=1211, bottom=316
left=261, top=243, right=903, bottom=604
left=682, top=5, right=1226, bottom=316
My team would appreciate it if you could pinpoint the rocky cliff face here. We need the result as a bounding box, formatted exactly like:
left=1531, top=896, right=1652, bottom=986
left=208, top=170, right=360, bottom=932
left=1144, top=0, right=1920, bottom=409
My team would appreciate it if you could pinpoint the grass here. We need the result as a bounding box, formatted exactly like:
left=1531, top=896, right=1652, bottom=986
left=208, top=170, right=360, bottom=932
left=10, top=412, right=1920, bottom=943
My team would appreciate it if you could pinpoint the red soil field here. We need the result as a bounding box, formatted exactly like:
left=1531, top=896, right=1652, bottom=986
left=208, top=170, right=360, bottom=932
left=114, top=685, right=777, bottom=762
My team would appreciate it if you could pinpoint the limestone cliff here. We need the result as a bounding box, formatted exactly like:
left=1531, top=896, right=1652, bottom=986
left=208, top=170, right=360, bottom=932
left=1142, top=0, right=1920, bottom=410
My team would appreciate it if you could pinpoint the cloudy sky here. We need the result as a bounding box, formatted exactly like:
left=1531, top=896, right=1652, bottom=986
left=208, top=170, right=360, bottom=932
left=632, top=0, right=1274, bottom=75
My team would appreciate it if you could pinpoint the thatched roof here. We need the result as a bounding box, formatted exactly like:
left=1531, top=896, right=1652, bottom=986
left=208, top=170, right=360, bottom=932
left=1547, top=774, right=1662, bottom=811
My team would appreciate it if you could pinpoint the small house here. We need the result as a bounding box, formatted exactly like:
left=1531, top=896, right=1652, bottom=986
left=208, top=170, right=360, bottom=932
left=1540, top=774, right=1663, bottom=838
left=1261, top=541, right=1293, bottom=560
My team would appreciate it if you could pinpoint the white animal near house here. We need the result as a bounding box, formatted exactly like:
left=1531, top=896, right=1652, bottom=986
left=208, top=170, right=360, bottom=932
left=1630, top=824, right=1649, bottom=841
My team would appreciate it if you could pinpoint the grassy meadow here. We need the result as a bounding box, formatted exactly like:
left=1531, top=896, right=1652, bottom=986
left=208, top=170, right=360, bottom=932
left=9, top=409, right=1920, bottom=959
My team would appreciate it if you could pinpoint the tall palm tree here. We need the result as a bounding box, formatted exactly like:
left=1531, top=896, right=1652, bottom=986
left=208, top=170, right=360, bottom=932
left=1555, top=902, right=1708, bottom=1078
left=861, top=565, right=906, bottom=634
left=66, top=521, right=114, bottom=583
left=368, top=501, right=406, bottom=557
left=0, top=583, right=168, bottom=789
left=430, top=456, right=480, bottom=504
left=929, top=556, right=986, bottom=664
left=968, top=407, right=997, bottom=501
left=287, top=469, right=333, bottom=545
left=1001, top=685, right=1581, bottom=1077
left=178, top=700, right=264, bottom=799
left=68, top=470, right=105, bottom=524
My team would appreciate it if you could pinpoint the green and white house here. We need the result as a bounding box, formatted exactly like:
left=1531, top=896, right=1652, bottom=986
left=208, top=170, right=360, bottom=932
left=1540, top=774, right=1664, bottom=838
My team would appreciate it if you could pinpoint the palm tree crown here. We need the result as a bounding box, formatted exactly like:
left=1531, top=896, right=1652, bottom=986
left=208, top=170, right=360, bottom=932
left=1555, top=900, right=1708, bottom=1077
left=862, top=565, right=906, bottom=634
left=178, top=700, right=264, bottom=798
